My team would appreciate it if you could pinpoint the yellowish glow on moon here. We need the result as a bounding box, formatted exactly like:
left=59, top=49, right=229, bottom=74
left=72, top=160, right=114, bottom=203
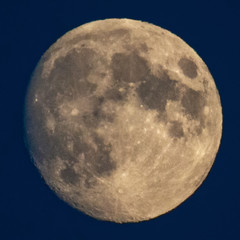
left=24, top=19, right=222, bottom=223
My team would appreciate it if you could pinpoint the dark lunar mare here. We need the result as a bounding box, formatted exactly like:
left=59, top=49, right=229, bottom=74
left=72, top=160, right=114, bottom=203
left=181, top=88, right=206, bottom=120
left=60, top=167, right=80, bottom=185
left=168, top=121, right=184, bottom=138
left=136, top=71, right=180, bottom=112
left=111, top=51, right=150, bottom=83
left=25, top=46, right=120, bottom=189
left=110, top=50, right=181, bottom=114
left=178, top=57, right=198, bottom=79
left=83, top=96, right=115, bottom=127
left=59, top=134, right=116, bottom=187
left=109, top=50, right=206, bottom=136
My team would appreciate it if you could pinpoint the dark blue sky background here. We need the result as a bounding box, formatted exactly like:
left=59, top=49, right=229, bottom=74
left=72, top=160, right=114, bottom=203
left=1, top=0, right=239, bottom=239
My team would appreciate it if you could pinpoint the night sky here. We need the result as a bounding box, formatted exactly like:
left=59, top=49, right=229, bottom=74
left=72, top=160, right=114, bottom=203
left=1, top=0, right=239, bottom=239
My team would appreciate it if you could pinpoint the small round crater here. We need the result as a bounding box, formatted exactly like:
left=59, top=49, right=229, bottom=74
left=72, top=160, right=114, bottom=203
left=178, top=57, right=198, bottom=79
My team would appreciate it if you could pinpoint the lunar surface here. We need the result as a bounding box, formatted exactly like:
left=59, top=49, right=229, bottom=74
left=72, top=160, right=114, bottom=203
left=24, top=18, right=222, bottom=223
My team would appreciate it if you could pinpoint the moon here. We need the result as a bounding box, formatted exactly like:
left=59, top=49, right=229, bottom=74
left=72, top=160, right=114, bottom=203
left=24, top=18, right=222, bottom=223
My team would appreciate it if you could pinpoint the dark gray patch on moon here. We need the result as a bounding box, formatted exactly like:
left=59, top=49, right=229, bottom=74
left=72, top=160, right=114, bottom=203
left=178, top=57, right=198, bottom=79
left=134, top=64, right=206, bottom=136
left=67, top=134, right=116, bottom=180
left=47, top=129, right=84, bottom=165
left=111, top=51, right=149, bottom=83
left=181, top=88, right=205, bottom=120
left=139, top=43, right=149, bottom=52
left=53, top=48, right=96, bottom=81
left=83, top=96, right=114, bottom=128
left=60, top=132, right=116, bottom=188
left=168, top=121, right=184, bottom=138
left=86, top=135, right=116, bottom=177
left=39, top=125, right=115, bottom=187
left=136, top=69, right=180, bottom=112
left=44, top=47, right=97, bottom=112
left=60, top=167, right=80, bottom=185
left=105, top=87, right=126, bottom=102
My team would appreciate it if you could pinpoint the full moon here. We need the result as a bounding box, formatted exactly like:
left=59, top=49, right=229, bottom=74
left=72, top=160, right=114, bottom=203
left=24, top=19, right=222, bottom=223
